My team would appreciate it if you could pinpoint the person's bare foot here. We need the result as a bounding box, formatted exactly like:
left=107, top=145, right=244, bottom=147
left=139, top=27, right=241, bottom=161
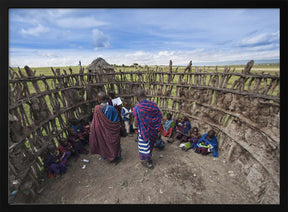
left=167, top=138, right=174, bottom=143
left=141, top=160, right=154, bottom=169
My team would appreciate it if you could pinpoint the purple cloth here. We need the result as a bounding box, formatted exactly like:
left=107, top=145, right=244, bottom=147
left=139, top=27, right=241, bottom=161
left=45, top=151, right=71, bottom=175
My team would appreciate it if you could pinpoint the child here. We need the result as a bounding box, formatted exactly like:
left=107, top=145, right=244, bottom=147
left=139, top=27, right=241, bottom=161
left=45, top=144, right=70, bottom=179
left=194, top=140, right=212, bottom=155
left=180, top=127, right=201, bottom=151
left=70, top=118, right=82, bottom=135
left=71, top=119, right=89, bottom=146
left=167, top=116, right=191, bottom=143
left=77, top=120, right=90, bottom=146
left=195, top=130, right=218, bottom=157
left=175, top=118, right=191, bottom=143
left=67, top=128, right=88, bottom=161
left=59, top=138, right=74, bottom=161
left=159, top=113, right=174, bottom=137
left=121, top=101, right=132, bottom=135
left=154, top=133, right=166, bottom=150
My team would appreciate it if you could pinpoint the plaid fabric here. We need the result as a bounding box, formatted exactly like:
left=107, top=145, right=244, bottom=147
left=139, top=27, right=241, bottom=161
left=132, top=99, right=162, bottom=142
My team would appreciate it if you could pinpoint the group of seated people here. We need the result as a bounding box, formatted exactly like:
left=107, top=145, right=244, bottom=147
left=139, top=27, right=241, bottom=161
left=44, top=119, right=90, bottom=179
left=44, top=95, right=218, bottom=179
left=158, top=113, right=219, bottom=158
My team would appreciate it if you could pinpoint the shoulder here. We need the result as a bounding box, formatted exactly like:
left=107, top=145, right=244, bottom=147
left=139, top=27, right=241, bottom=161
left=200, top=133, right=207, bottom=139
left=147, top=99, right=158, bottom=106
left=107, top=105, right=118, bottom=113
left=109, top=105, right=117, bottom=110
left=146, top=100, right=161, bottom=111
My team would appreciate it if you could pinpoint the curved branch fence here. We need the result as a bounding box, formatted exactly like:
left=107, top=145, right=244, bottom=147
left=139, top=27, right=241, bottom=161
left=8, top=60, right=280, bottom=203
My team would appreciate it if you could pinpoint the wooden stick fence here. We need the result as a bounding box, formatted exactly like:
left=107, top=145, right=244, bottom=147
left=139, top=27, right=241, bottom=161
left=8, top=60, right=280, bottom=203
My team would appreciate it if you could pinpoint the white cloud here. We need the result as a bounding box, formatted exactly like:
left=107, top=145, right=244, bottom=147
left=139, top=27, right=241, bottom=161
left=238, top=31, right=279, bottom=47
left=20, top=24, right=49, bottom=36
left=56, top=17, right=107, bottom=29
left=9, top=46, right=279, bottom=68
left=92, top=29, right=110, bottom=49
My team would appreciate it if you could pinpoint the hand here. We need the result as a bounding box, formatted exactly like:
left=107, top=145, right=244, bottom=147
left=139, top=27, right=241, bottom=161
left=60, top=152, right=66, bottom=161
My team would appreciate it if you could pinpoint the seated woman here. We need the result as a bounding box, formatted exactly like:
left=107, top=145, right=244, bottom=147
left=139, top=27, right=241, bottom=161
left=70, top=119, right=89, bottom=146
left=175, top=117, right=191, bottom=143
left=159, top=113, right=174, bottom=137
left=59, top=137, right=74, bottom=160
left=179, top=127, right=201, bottom=151
left=45, top=144, right=70, bottom=179
left=67, top=128, right=88, bottom=161
left=195, top=130, right=218, bottom=157
left=167, top=116, right=191, bottom=143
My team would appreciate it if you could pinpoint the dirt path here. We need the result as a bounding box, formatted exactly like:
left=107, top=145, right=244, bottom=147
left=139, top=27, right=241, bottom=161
left=34, top=134, right=257, bottom=204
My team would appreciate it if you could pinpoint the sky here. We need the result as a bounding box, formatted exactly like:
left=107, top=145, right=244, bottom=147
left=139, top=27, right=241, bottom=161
left=9, top=9, right=280, bottom=67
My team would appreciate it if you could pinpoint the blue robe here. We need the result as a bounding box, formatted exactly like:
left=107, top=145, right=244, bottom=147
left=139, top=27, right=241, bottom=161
left=197, top=133, right=219, bottom=157
left=102, top=104, right=120, bottom=122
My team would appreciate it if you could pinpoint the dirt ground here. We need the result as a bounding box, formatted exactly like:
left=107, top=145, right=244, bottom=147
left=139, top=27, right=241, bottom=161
left=33, top=134, right=257, bottom=204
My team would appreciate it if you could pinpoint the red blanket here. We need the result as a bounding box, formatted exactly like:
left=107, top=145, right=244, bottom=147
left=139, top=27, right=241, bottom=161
left=89, top=105, right=121, bottom=161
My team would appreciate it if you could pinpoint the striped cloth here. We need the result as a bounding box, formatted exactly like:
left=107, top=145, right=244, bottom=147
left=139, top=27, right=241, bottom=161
left=137, top=130, right=154, bottom=160
left=132, top=99, right=162, bottom=161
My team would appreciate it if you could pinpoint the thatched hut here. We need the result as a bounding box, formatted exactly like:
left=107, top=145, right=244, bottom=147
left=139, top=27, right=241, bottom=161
left=86, top=57, right=115, bottom=96
left=86, top=57, right=115, bottom=74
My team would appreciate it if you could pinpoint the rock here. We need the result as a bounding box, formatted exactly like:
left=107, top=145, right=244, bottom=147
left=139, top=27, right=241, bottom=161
left=120, top=180, right=128, bottom=188
left=228, top=170, right=235, bottom=177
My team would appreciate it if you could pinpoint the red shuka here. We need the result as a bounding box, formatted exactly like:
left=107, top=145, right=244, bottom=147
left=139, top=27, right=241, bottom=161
left=89, top=105, right=121, bottom=161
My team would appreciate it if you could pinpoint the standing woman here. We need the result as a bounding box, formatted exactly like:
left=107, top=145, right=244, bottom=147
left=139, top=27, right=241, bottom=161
left=132, top=88, right=162, bottom=169
left=89, top=91, right=122, bottom=163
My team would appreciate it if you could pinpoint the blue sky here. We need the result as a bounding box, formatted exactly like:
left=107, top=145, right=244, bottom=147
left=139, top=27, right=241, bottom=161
left=9, top=9, right=279, bottom=67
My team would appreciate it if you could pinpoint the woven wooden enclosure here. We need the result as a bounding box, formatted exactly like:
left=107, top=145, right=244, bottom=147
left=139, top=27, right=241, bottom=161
left=8, top=60, right=280, bottom=203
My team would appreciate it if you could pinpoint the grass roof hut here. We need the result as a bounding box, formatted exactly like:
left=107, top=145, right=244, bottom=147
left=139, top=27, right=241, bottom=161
left=86, top=57, right=115, bottom=91
left=86, top=57, right=115, bottom=75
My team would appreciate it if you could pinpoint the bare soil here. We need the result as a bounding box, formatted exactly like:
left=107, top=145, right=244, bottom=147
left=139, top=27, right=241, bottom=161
left=33, top=134, right=257, bottom=204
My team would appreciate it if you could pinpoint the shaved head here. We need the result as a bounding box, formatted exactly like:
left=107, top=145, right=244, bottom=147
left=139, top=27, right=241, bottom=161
left=207, top=130, right=216, bottom=138
left=135, top=88, right=147, bottom=101
left=97, top=91, right=108, bottom=103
